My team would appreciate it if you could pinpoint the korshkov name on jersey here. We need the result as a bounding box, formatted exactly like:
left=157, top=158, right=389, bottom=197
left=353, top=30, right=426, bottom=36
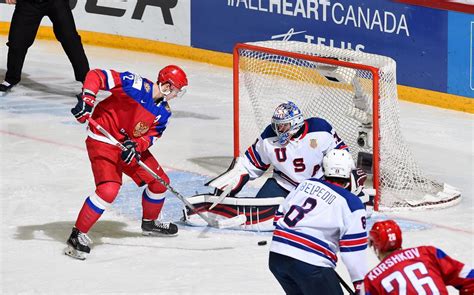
left=367, top=248, right=421, bottom=280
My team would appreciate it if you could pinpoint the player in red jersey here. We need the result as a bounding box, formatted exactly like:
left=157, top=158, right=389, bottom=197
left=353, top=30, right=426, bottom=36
left=363, top=220, right=473, bottom=295
left=65, top=65, right=188, bottom=260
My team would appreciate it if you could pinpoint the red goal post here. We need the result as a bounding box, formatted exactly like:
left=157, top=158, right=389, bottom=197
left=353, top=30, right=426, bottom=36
left=232, top=41, right=461, bottom=211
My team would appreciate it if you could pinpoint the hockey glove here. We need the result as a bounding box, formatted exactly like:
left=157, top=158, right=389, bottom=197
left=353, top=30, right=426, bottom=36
left=71, top=94, right=94, bottom=123
left=121, top=139, right=140, bottom=165
left=353, top=280, right=363, bottom=295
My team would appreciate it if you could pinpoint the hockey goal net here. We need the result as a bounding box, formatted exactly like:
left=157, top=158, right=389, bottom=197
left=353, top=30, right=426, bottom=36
left=233, top=41, right=461, bottom=211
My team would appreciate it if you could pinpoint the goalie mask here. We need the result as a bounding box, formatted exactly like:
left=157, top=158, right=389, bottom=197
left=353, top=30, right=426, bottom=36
left=322, top=149, right=355, bottom=179
left=271, top=101, right=304, bottom=145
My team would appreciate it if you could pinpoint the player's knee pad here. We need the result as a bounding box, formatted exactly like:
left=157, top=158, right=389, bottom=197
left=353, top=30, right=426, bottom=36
left=95, top=182, right=121, bottom=203
left=147, top=175, right=169, bottom=194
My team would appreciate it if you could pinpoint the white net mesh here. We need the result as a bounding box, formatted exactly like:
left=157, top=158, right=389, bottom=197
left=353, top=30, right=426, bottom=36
left=235, top=40, right=460, bottom=210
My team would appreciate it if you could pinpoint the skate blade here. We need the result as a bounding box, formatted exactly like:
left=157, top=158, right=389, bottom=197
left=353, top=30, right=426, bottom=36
left=64, top=246, right=87, bottom=260
left=142, top=231, right=178, bottom=237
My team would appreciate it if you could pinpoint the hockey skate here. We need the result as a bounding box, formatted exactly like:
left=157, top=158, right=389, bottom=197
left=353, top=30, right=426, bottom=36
left=0, top=81, right=15, bottom=97
left=141, top=219, right=178, bottom=237
left=64, top=227, right=92, bottom=260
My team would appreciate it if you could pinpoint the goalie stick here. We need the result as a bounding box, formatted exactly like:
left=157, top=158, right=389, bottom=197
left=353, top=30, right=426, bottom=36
left=209, top=185, right=232, bottom=210
left=85, top=116, right=246, bottom=229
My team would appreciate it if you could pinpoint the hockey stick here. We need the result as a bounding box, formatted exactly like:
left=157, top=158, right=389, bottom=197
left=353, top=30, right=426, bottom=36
left=209, top=185, right=232, bottom=210
left=85, top=116, right=246, bottom=229
left=335, top=272, right=356, bottom=295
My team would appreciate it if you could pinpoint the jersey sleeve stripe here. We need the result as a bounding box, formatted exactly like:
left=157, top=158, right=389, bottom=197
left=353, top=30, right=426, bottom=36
left=103, top=69, right=116, bottom=90
left=341, top=232, right=367, bottom=240
left=460, top=265, right=474, bottom=279
left=276, top=225, right=333, bottom=250
left=245, top=145, right=269, bottom=170
left=245, top=148, right=261, bottom=169
left=340, top=244, right=368, bottom=252
left=435, top=248, right=447, bottom=258
left=245, top=150, right=260, bottom=170
left=339, top=237, right=368, bottom=246
left=272, top=235, right=337, bottom=266
left=339, top=232, right=368, bottom=251
left=274, top=226, right=337, bottom=262
left=250, top=143, right=269, bottom=168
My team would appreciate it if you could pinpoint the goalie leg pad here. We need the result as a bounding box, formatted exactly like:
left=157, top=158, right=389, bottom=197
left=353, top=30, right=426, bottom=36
left=183, top=194, right=284, bottom=231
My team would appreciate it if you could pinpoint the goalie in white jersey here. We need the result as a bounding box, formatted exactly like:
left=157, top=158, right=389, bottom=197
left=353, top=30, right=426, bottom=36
left=269, top=149, right=368, bottom=295
left=183, top=101, right=367, bottom=231
left=210, top=101, right=349, bottom=196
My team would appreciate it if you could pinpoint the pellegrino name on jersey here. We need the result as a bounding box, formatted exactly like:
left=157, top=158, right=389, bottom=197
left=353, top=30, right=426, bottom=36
left=298, top=181, right=336, bottom=205
left=367, top=248, right=421, bottom=280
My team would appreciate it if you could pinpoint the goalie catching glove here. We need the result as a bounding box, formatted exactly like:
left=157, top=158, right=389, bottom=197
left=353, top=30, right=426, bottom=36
left=350, top=167, right=375, bottom=209
left=206, top=158, right=250, bottom=197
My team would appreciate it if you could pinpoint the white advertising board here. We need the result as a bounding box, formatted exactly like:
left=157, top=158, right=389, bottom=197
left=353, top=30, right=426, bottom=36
left=0, top=0, right=190, bottom=46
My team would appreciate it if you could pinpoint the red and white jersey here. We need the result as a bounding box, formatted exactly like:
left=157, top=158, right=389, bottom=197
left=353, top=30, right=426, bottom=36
left=363, top=246, right=474, bottom=295
left=83, top=69, right=171, bottom=152
left=270, top=178, right=368, bottom=283
left=241, top=118, right=347, bottom=191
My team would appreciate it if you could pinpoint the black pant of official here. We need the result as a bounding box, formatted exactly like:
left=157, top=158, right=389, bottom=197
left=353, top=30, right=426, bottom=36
left=5, top=0, right=89, bottom=85
left=269, top=252, right=343, bottom=295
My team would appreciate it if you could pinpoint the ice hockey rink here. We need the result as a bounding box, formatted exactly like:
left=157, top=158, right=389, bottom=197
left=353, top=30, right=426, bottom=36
left=0, top=36, right=472, bottom=294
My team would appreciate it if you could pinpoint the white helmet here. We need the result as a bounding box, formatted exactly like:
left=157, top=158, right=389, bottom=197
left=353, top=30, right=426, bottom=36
left=323, top=149, right=355, bottom=179
left=271, top=101, right=304, bottom=145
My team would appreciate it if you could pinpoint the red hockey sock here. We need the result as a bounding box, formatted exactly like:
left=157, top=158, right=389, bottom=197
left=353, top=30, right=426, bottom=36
left=142, top=188, right=165, bottom=220
left=75, top=194, right=107, bottom=233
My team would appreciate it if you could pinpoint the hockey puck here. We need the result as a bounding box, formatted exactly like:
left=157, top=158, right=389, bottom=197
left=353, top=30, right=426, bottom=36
left=258, top=240, right=267, bottom=246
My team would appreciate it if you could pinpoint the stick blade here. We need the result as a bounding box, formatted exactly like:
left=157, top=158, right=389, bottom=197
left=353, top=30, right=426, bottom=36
left=216, top=214, right=247, bottom=229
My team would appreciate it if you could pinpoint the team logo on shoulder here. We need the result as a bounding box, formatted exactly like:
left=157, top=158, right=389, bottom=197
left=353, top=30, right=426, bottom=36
left=310, top=139, right=318, bottom=149
left=144, top=83, right=151, bottom=93
left=133, top=121, right=149, bottom=137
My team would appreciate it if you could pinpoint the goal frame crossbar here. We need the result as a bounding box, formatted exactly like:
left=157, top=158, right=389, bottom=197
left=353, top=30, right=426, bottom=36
left=232, top=42, right=382, bottom=210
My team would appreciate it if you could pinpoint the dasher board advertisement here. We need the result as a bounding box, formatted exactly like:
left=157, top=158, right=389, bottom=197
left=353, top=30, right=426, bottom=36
left=191, top=0, right=448, bottom=93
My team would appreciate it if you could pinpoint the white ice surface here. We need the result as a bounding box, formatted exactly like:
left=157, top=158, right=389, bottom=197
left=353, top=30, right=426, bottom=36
left=0, top=37, right=472, bottom=294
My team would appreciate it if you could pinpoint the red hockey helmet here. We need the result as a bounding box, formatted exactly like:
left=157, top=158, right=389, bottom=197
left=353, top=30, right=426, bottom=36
left=157, top=65, right=188, bottom=90
left=369, top=220, right=402, bottom=252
